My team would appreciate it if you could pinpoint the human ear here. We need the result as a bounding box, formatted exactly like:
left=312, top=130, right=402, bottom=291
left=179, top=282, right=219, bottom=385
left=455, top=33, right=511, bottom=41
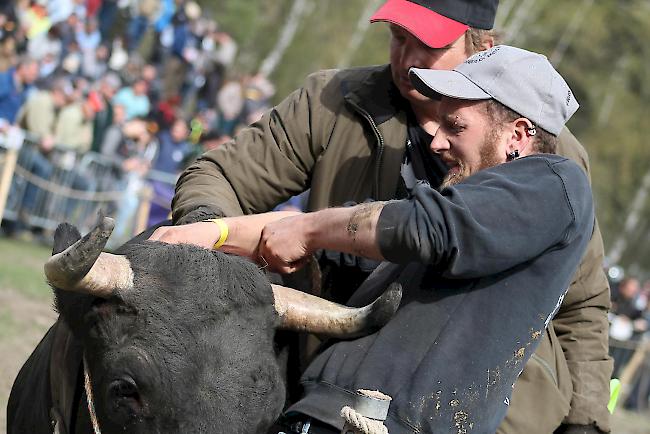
left=479, top=34, right=495, bottom=51
left=507, top=118, right=535, bottom=158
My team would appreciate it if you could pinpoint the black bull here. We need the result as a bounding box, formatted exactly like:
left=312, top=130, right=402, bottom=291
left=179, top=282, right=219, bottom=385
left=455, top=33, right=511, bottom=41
left=7, top=218, right=401, bottom=433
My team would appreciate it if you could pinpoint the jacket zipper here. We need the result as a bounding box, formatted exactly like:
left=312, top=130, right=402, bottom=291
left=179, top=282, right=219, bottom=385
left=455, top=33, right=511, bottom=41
left=347, top=100, right=385, bottom=199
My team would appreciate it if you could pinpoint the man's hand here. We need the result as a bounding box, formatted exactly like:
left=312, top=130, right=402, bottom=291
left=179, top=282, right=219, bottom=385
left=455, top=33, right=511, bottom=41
left=259, top=203, right=386, bottom=273
left=258, top=214, right=314, bottom=274
left=149, top=222, right=221, bottom=250
left=40, top=135, right=55, bottom=152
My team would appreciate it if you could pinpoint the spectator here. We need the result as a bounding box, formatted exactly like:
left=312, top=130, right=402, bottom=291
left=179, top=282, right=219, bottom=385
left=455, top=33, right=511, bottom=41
left=57, top=13, right=79, bottom=57
left=90, top=72, right=121, bottom=153
left=147, top=117, right=193, bottom=226
left=152, top=117, right=192, bottom=175
left=610, top=277, right=649, bottom=377
left=161, top=1, right=200, bottom=100
left=141, top=63, right=160, bottom=106
left=196, top=30, right=237, bottom=110
left=108, top=117, right=159, bottom=247
left=215, top=78, right=243, bottom=136
left=76, top=18, right=100, bottom=52
left=76, top=18, right=100, bottom=78
left=20, top=2, right=51, bottom=40
left=108, top=36, right=129, bottom=71
left=97, top=0, right=119, bottom=42
left=46, top=0, right=75, bottom=26
left=82, top=42, right=109, bottom=79
left=17, top=76, right=74, bottom=145
left=127, top=0, right=159, bottom=52
left=98, top=103, right=126, bottom=162
left=61, top=40, right=81, bottom=75
left=0, top=56, right=38, bottom=125
left=27, top=26, right=62, bottom=63
left=53, top=90, right=96, bottom=153
left=611, top=277, right=648, bottom=334
left=0, top=33, right=18, bottom=72
left=113, top=77, right=150, bottom=120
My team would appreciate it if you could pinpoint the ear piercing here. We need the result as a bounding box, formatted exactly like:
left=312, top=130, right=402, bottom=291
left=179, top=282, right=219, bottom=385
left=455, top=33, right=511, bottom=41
left=527, top=126, right=537, bottom=136
left=507, top=149, right=520, bottom=161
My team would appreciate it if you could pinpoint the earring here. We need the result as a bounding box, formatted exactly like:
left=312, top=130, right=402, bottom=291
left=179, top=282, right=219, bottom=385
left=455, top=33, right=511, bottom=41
left=507, top=149, right=520, bottom=161
left=527, top=126, right=537, bottom=136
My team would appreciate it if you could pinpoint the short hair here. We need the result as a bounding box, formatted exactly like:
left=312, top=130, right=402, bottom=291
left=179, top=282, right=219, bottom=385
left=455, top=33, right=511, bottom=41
left=483, top=99, right=558, bottom=154
left=465, top=27, right=501, bottom=55
left=16, top=54, right=38, bottom=68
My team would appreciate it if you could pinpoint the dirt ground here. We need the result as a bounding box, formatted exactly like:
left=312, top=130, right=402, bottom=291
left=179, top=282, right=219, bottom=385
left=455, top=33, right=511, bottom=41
left=0, top=288, right=57, bottom=432
left=1, top=262, right=649, bottom=433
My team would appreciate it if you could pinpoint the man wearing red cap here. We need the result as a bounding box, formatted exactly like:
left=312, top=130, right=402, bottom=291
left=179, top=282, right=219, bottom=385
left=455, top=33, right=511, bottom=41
left=160, top=1, right=611, bottom=432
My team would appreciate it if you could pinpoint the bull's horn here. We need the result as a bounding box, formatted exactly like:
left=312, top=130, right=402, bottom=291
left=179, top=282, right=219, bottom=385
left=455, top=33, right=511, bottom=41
left=272, top=282, right=402, bottom=338
left=44, top=217, right=134, bottom=297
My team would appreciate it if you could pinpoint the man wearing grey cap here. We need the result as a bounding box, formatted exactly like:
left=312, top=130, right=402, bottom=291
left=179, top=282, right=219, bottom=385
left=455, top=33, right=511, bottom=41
left=163, top=45, right=594, bottom=434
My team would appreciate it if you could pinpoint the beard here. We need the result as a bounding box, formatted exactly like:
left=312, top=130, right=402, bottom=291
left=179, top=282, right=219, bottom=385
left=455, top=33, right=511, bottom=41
left=440, top=129, right=503, bottom=190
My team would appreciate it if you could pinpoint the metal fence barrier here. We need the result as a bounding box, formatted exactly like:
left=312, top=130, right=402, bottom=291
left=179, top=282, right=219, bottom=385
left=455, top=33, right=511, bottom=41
left=0, top=128, right=177, bottom=245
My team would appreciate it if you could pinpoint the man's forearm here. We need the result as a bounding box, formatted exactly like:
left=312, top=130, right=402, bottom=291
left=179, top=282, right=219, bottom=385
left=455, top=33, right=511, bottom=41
left=149, top=211, right=300, bottom=259
left=305, top=202, right=386, bottom=260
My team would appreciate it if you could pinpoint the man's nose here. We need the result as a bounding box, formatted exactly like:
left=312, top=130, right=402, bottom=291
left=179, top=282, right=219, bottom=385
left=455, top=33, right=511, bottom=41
left=402, top=42, right=425, bottom=69
left=430, top=130, right=449, bottom=154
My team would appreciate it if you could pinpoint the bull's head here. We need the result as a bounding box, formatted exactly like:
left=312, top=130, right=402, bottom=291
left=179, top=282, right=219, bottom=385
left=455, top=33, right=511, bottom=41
left=45, top=218, right=401, bottom=433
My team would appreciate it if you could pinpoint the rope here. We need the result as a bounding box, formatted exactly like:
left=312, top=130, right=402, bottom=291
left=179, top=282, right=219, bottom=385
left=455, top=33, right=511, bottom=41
left=83, top=355, right=102, bottom=434
left=13, top=164, right=125, bottom=202
left=340, top=406, right=388, bottom=434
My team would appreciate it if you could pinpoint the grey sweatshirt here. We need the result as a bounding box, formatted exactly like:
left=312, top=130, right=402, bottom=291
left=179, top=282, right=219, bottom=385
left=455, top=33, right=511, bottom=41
left=289, top=154, right=595, bottom=434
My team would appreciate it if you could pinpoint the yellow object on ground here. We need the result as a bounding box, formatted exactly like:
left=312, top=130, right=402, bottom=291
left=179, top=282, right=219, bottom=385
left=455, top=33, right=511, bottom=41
left=608, top=378, right=620, bottom=414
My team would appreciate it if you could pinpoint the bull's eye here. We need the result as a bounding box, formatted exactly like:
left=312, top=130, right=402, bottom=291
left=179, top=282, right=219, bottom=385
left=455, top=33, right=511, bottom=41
left=106, top=377, right=143, bottom=424
left=110, top=377, right=139, bottom=399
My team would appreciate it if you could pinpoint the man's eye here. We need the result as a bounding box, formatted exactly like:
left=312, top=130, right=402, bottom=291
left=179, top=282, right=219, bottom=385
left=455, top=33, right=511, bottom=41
left=445, top=123, right=464, bottom=134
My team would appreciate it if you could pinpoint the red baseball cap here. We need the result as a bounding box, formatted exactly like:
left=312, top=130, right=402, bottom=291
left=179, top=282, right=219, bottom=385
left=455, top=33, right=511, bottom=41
left=370, top=0, right=498, bottom=48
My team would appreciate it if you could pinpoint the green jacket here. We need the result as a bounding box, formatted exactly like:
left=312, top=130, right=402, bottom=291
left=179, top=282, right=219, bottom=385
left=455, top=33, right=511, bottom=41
left=173, top=65, right=613, bottom=432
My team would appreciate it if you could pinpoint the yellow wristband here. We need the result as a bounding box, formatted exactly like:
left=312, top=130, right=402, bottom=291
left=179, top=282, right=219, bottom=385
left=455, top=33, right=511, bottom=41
left=206, top=218, right=229, bottom=249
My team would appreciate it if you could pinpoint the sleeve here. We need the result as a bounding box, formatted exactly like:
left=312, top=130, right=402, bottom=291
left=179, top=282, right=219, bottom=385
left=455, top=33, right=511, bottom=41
left=376, top=158, right=583, bottom=279
left=171, top=70, right=333, bottom=222
left=554, top=128, right=613, bottom=432
left=554, top=220, right=613, bottom=431
left=0, top=74, right=11, bottom=99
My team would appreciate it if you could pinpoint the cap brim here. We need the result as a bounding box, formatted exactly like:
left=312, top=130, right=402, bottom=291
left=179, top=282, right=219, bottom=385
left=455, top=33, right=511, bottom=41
left=409, top=68, right=492, bottom=101
left=370, top=0, right=468, bottom=48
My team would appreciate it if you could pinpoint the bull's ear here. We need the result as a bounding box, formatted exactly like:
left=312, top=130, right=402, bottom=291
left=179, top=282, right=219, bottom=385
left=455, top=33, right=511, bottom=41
left=52, top=223, right=82, bottom=255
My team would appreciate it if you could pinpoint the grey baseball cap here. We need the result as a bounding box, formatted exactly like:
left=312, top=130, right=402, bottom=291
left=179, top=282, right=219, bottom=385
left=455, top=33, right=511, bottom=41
left=409, top=45, right=579, bottom=136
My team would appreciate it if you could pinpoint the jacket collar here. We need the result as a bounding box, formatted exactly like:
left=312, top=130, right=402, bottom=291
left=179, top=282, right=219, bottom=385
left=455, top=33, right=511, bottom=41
left=342, top=64, right=409, bottom=126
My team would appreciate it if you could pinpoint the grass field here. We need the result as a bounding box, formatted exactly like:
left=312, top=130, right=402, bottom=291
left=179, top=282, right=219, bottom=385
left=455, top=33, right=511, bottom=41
left=0, top=237, right=649, bottom=433
left=0, top=237, right=57, bottom=432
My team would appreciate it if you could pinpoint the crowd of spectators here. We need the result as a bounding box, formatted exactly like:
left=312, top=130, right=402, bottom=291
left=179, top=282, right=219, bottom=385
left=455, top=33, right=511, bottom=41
left=0, top=0, right=276, bottom=240
left=608, top=270, right=650, bottom=410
